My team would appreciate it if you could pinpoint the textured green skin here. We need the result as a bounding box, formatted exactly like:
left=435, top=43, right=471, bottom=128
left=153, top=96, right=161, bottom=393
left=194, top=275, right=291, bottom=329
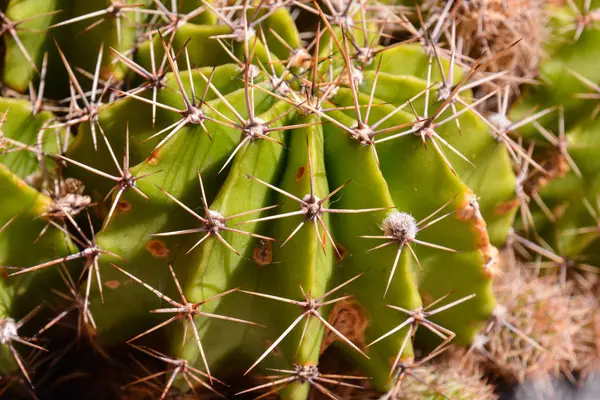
left=511, top=1, right=600, bottom=135
left=0, top=163, right=75, bottom=378
left=0, top=99, right=74, bottom=316
left=256, top=120, right=334, bottom=400
left=524, top=116, right=600, bottom=264
left=3, top=0, right=148, bottom=96
left=0, top=4, right=518, bottom=398
left=75, top=74, right=278, bottom=340
left=323, top=108, right=423, bottom=388
left=360, top=45, right=517, bottom=246
left=135, top=24, right=231, bottom=72
left=327, top=94, right=496, bottom=343
left=0, top=99, right=72, bottom=378
left=508, top=2, right=600, bottom=265
left=0, top=98, right=64, bottom=179
left=3, top=0, right=69, bottom=93
left=171, top=100, right=294, bottom=370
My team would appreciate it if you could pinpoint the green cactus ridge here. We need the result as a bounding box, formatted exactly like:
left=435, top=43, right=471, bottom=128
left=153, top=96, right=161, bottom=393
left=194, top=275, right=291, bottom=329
left=1, top=0, right=599, bottom=399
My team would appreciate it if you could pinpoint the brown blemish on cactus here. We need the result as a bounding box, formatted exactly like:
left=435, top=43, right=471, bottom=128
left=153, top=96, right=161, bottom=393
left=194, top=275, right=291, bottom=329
left=117, top=200, right=132, bottom=213
left=146, top=239, right=170, bottom=258
left=253, top=240, right=272, bottom=266
left=147, top=149, right=160, bottom=166
left=457, top=192, right=488, bottom=249
left=494, top=198, right=519, bottom=215
left=457, top=190, right=498, bottom=278
left=15, top=177, right=26, bottom=189
left=334, top=243, right=347, bottom=264
left=481, top=246, right=500, bottom=279
left=100, top=66, right=114, bottom=82
left=104, top=280, right=120, bottom=289
left=296, top=165, right=306, bottom=181
left=321, top=299, right=369, bottom=354
left=420, top=291, right=432, bottom=307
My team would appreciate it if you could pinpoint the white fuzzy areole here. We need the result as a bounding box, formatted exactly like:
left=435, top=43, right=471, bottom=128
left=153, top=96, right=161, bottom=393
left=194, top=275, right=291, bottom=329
left=0, top=318, right=17, bottom=344
left=207, top=209, right=226, bottom=230
left=351, top=124, right=374, bottom=145
left=382, top=211, right=417, bottom=241
left=301, top=194, right=321, bottom=219
left=472, top=333, right=489, bottom=350
left=493, top=304, right=508, bottom=320
left=294, top=364, right=319, bottom=381
left=207, top=209, right=224, bottom=220
left=488, top=113, right=512, bottom=132
left=245, top=64, right=260, bottom=80
left=244, top=117, right=267, bottom=139
left=302, top=194, right=320, bottom=203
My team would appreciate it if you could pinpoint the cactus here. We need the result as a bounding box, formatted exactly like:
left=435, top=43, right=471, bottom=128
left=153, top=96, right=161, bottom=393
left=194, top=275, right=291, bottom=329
left=499, top=0, right=600, bottom=282
left=2, top=0, right=600, bottom=399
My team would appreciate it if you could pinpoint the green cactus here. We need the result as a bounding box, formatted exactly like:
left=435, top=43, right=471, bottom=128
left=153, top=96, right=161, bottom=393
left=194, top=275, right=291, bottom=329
left=2, top=0, right=600, bottom=399
left=499, top=0, right=600, bottom=282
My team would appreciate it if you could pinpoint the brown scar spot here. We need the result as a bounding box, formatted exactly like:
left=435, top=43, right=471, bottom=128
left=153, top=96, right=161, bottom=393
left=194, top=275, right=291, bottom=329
left=420, top=291, right=432, bottom=307
left=335, top=243, right=347, bottom=264
left=296, top=165, right=306, bottom=181
left=147, top=150, right=160, bottom=166
left=457, top=193, right=488, bottom=249
left=253, top=240, right=272, bottom=266
left=100, top=66, right=114, bottom=81
left=146, top=239, right=170, bottom=258
left=104, top=280, right=120, bottom=289
left=321, top=299, right=369, bottom=354
left=482, top=245, right=500, bottom=279
left=117, top=200, right=132, bottom=213
left=457, top=191, right=497, bottom=279
left=494, top=198, right=519, bottom=215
